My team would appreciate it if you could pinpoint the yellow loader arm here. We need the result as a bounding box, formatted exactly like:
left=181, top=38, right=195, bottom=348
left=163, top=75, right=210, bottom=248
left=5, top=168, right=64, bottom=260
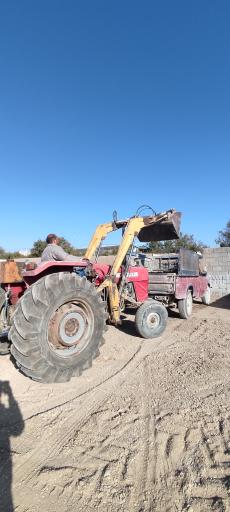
left=84, top=222, right=116, bottom=260
left=86, top=208, right=181, bottom=325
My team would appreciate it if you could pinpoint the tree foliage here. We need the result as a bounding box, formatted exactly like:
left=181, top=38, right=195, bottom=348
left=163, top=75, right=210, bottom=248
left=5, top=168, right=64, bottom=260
left=0, top=246, right=22, bottom=259
left=216, top=220, right=230, bottom=247
left=0, top=246, right=6, bottom=258
left=30, top=237, right=79, bottom=257
left=58, top=237, right=78, bottom=255
left=30, top=239, right=46, bottom=257
left=145, top=232, right=207, bottom=254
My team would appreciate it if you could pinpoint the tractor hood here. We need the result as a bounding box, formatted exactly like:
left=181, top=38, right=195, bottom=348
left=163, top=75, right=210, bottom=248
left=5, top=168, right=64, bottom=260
left=137, top=210, right=181, bottom=242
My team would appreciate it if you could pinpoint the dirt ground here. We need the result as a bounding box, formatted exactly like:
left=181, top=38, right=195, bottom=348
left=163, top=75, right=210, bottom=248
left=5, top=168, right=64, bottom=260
left=1, top=297, right=230, bottom=512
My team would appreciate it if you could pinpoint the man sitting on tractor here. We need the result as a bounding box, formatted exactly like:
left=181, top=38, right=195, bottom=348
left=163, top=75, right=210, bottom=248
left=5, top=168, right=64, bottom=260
left=41, top=234, right=78, bottom=262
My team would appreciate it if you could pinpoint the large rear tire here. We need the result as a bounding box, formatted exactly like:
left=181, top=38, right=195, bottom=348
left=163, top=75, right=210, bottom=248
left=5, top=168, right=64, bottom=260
left=9, top=273, right=107, bottom=382
left=135, top=301, right=168, bottom=339
left=178, top=290, right=193, bottom=319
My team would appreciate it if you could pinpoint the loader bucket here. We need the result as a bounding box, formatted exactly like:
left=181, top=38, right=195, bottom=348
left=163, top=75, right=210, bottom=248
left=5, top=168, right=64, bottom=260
left=137, top=211, right=181, bottom=242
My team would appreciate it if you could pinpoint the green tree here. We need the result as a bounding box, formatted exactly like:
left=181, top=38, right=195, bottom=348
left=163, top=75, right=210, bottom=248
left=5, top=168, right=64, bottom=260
left=0, top=246, right=6, bottom=258
left=30, top=239, right=47, bottom=257
left=0, top=246, right=22, bottom=259
left=216, top=220, right=230, bottom=247
left=58, top=237, right=78, bottom=255
left=5, top=251, right=22, bottom=259
left=146, top=232, right=207, bottom=254
left=30, top=237, right=78, bottom=257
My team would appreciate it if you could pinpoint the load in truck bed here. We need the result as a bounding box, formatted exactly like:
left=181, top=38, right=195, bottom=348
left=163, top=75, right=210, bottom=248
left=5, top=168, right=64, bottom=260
left=136, top=249, right=208, bottom=299
left=139, top=248, right=202, bottom=276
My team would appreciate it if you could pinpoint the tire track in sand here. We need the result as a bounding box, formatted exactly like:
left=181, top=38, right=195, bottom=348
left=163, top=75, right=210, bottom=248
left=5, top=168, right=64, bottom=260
left=13, top=342, right=143, bottom=491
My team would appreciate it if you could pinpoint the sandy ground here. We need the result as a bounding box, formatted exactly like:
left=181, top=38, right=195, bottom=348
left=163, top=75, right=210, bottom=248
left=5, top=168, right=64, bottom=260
left=0, top=297, right=230, bottom=512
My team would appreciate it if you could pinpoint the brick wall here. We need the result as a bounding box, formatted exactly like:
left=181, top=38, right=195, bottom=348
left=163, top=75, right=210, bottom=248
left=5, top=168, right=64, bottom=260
left=203, top=247, right=230, bottom=299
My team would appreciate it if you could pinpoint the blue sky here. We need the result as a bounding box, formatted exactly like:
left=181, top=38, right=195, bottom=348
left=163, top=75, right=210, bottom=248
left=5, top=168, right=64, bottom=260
left=0, top=1, right=229, bottom=251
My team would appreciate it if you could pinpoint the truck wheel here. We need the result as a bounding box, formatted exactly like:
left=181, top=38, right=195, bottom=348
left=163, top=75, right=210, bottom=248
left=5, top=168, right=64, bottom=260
left=135, top=301, right=168, bottom=339
left=9, top=273, right=107, bottom=382
left=0, top=288, right=10, bottom=355
left=178, top=290, right=193, bottom=319
left=201, top=286, right=211, bottom=305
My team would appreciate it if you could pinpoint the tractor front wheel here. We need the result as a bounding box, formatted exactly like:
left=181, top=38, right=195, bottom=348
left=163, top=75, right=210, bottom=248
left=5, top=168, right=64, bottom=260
left=9, top=273, right=107, bottom=382
left=135, top=301, right=168, bottom=339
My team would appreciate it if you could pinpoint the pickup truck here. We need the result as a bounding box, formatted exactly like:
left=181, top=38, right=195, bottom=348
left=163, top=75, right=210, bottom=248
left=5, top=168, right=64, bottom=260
left=137, top=248, right=210, bottom=319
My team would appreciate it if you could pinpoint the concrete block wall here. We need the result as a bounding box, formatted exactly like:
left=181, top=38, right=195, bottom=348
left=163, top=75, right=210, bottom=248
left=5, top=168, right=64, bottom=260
left=3, top=248, right=230, bottom=300
left=203, top=247, right=230, bottom=299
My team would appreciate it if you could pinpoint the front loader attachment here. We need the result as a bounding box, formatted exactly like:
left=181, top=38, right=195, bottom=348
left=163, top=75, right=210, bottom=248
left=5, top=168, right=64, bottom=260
left=137, top=210, right=181, bottom=242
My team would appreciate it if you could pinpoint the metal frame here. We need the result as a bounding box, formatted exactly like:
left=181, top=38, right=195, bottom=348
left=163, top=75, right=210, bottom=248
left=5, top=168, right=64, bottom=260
left=84, top=209, right=180, bottom=324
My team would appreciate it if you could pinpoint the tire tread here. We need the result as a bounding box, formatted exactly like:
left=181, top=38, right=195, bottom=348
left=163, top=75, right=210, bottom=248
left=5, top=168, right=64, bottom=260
left=10, top=272, right=106, bottom=382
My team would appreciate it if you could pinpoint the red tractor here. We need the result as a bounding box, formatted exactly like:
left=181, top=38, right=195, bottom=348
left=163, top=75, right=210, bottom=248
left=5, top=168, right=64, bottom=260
left=0, top=208, right=187, bottom=382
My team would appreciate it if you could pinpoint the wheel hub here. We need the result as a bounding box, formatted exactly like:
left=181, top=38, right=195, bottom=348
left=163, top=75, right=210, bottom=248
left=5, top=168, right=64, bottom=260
left=59, top=311, right=85, bottom=346
left=146, top=311, right=160, bottom=329
left=48, top=302, right=92, bottom=352
left=64, top=317, right=79, bottom=337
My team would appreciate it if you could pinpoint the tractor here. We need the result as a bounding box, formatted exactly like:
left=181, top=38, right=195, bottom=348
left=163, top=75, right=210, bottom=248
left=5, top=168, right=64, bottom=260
left=0, top=207, right=181, bottom=382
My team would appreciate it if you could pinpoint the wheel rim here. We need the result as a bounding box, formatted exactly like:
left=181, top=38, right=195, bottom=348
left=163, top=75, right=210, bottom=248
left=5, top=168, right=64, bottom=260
left=145, top=310, right=160, bottom=330
left=48, top=300, right=94, bottom=358
left=186, top=292, right=193, bottom=315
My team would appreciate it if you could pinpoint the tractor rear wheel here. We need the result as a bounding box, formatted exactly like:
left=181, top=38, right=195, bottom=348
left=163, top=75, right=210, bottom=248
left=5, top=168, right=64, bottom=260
left=9, top=273, right=106, bottom=382
left=135, top=301, right=168, bottom=339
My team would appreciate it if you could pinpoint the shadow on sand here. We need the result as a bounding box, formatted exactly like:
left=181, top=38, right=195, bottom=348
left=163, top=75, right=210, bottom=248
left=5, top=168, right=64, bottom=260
left=209, top=294, right=230, bottom=310
left=0, top=380, right=24, bottom=512
left=117, top=318, right=138, bottom=337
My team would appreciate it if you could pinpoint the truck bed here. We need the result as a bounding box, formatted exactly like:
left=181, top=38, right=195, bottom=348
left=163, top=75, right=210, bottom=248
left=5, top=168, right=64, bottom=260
left=148, top=271, right=209, bottom=300
left=148, top=272, right=176, bottom=295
